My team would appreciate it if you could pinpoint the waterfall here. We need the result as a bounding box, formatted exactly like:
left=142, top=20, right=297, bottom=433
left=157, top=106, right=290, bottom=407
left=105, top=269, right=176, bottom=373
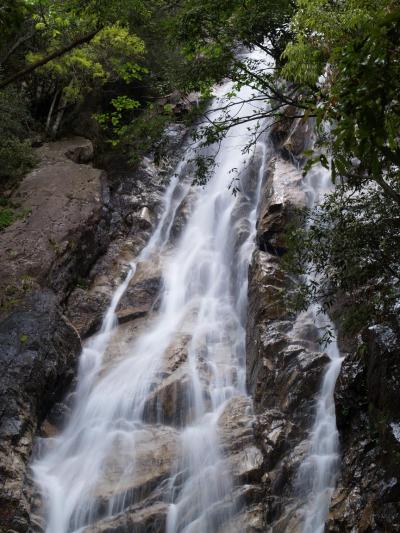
left=32, top=50, right=271, bottom=533
left=296, top=163, right=344, bottom=532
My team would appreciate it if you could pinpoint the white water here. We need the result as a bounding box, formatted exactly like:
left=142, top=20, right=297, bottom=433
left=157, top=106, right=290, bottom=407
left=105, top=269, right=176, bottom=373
left=297, top=164, right=344, bottom=533
left=33, top=50, right=271, bottom=533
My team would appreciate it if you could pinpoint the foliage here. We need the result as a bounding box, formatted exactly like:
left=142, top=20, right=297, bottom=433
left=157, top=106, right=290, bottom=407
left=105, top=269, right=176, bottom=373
left=0, top=0, right=150, bottom=136
left=98, top=101, right=175, bottom=164
left=0, top=0, right=296, bottom=162
left=173, top=0, right=294, bottom=67
left=282, top=0, right=400, bottom=198
left=28, top=23, right=146, bottom=91
left=28, top=13, right=146, bottom=134
left=0, top=88, right=38, bottom=186
left=279, top=0, right=400, bottom=331
left=0, top=1, right=32, bottom=56
left=95, top=95, right=141, bottom=145
left=0, top=196, right=31, bottom=230
left=1, top=0, right=399, bottom=341
left=284, top=178, right=400, bottom=329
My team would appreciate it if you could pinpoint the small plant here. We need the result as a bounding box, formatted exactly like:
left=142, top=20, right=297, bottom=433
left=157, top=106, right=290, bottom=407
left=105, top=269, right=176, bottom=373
left=48, top=236, right=63, bottom=254
left=0, top=197, right=32, bottom=231
left=19, top=334, right=28, bottom=344
left=76, top=277, right=89, bottom=290
left=0, top=207, right=16, bottom=230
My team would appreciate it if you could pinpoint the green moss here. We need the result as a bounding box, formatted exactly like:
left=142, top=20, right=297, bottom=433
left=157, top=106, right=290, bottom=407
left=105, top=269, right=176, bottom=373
left=0, top=207, right=16, bottom=230
left=0, top=297, right=21, bottom=315
left=19, top=334, right=28, bottom=344
left=0, top=197, right=32, bottom=231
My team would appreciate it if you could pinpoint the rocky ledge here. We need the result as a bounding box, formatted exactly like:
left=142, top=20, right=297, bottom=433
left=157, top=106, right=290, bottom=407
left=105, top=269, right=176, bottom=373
left=0, top=291, right=80, bottom=532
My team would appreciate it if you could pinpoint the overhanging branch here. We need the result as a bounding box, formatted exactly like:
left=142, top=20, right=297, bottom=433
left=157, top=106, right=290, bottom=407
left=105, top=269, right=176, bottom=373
left=0, top=28, right=102, bottom=90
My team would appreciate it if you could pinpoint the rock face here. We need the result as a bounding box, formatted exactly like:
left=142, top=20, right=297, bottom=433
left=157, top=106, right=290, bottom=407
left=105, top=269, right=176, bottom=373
left=0, top=137, right=110, bottom=302
left=328, top=325, right=400, bottom=531
left=246, top=156, right=331, bottom=530
left=0, top=290, right=81, bottom=532
left=3, top=116, right=399, bottom=533
left=0, top=138, right=109, bottom=532
left=270, top=107, right=313, bottom=163
left=0, top=135, right=168, bottom=532
left=249, top=111, right=400, bottom=532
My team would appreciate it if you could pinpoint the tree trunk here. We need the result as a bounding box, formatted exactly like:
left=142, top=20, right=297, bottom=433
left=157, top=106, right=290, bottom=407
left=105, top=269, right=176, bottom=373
left=50, top=93, right=67, bottom=138
left=46, top=89, right=60, bottom=134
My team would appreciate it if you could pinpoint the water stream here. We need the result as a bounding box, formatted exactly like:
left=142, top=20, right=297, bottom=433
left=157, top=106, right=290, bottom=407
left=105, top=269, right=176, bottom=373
left=32, top=51, right=344, bottom=533
left=33, top=51, right=272, bottom=533
left=296, top=164, right=344, bottom=533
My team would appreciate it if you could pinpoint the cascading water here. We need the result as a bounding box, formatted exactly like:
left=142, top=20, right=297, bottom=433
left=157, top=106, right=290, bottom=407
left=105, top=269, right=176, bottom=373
left=32, top=50, right=271, bottom=533
left=296, top=163, right=344, bottom=533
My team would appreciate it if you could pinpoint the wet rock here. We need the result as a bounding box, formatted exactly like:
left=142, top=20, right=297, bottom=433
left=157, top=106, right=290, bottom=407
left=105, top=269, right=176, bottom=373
left=218, top=396, right=256, bottom=454
left=270, top=106, right=313, bottom=161
left=328, top=325, right=400, bottom=531
left=95, top=425, right=178, bottom=508
left=86, top=501, right=168, bottom=533
left=246, top=156, right=330, bottom=530
left=143, top=365, right=195, bottom=426
left=231, top=446, right=264, bottom=483
left=66, top=288, right=109, bottom=338
left=256, top=158, right=305, bottom=256
left=218, top=486, right=265, bottom=533
left=117, top=260, right=163, bottom=320
left=0, top=290, right=81, bottom=532
left=65, top=239, right=139, bottom=337
left=142, top=335, right=211, bottom=427
left=139, top=206, right=153, bottom=226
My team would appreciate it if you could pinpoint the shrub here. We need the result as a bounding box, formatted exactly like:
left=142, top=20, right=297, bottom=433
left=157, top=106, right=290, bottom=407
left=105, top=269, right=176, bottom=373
left=0, top=89, right=38, bottom=187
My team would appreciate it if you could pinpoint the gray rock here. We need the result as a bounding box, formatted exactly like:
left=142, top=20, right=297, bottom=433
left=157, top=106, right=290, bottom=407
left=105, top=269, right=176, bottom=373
left=0, top=290, right=81, bottom=532
left=86, top=502, right=168, bottom=533
left=0, top=137, right=111, bottom=308
left=246, top=156, right=330, bottom=529
left=328, top=325, right=400, bottom=531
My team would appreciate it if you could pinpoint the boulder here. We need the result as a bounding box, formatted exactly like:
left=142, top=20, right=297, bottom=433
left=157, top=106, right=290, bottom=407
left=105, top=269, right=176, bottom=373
left=0, top=137, right=110, bottom=308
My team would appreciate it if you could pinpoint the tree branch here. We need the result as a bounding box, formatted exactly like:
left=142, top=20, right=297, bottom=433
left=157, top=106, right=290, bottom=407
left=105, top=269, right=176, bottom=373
left=0, top=30, right=37, bottom=66
left=374, top=175, right=400, bottom=205
left=0, top=28, right=102, bottom=90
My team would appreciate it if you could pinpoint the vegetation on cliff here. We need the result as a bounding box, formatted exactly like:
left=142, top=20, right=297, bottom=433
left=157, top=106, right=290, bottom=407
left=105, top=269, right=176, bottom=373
left=281, top=0, right=400, bottom=331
